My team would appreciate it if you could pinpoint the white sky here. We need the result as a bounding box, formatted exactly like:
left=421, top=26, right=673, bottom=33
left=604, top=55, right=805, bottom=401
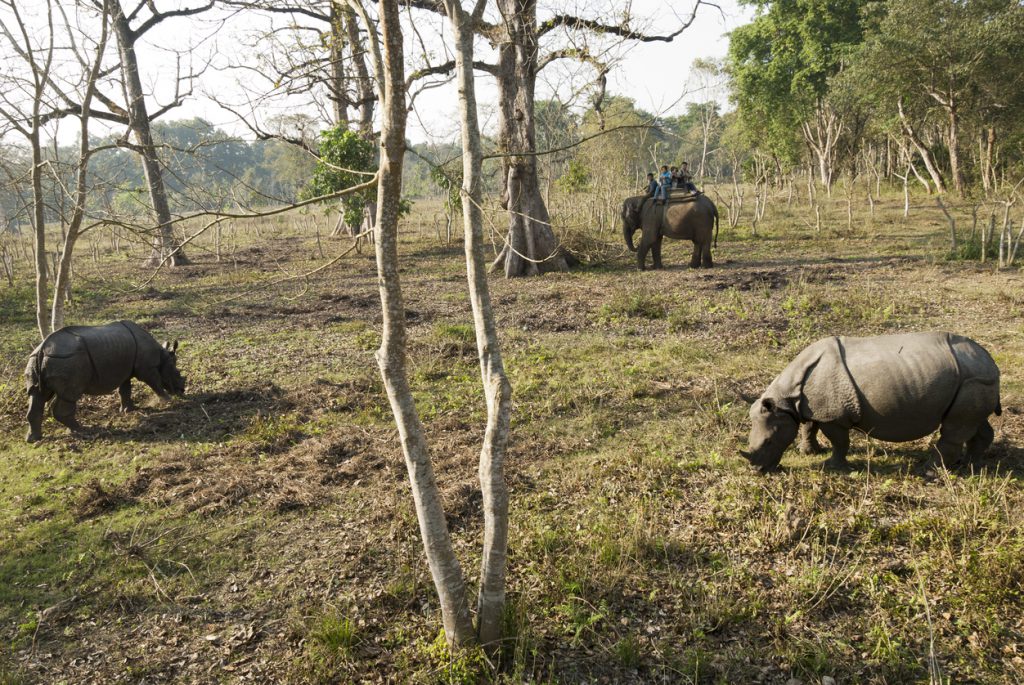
left=2, top=0, right=754, bottom=146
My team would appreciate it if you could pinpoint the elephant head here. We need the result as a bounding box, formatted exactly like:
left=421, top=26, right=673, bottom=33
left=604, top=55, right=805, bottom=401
left=740, top=396, right=800, bottom=473
left=621, top=195, right=646, bottom=252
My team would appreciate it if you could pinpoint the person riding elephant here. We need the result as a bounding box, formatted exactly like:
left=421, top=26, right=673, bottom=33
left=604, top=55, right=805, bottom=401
left=621, top=193, right=719, bottom=269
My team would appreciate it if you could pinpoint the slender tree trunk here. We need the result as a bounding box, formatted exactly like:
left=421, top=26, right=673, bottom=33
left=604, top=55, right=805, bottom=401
left=30, top=124, right=49, bottom=339
left=801, top=101, right=839, bottom=197
left=52, top=12, right=108, bottom=332
left=947, top=101, right=964, bottom=196
left=981, top=126, right=995, bottom=197
left=344, top=5, right=374, bottom=136
left=328, top=2, right=351, bottom=129
left=110, top=1, right=188, bottom=267
left=443, top=0, right=513, bottom=647
left=898, top=98, right=945, bottom=194
left=490, top=0, right=569, bottom=277
left=371, top=0, right=475, bottom=648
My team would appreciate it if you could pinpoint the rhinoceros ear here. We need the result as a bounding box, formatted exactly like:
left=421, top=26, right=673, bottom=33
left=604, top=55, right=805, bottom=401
left=762, top=396, right=798, bottom=418
left=171, top=340, right=179, bottom=353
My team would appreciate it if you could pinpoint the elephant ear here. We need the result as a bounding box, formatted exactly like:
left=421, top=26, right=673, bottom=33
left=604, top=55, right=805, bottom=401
left=798, top=337, right=862, bottom=425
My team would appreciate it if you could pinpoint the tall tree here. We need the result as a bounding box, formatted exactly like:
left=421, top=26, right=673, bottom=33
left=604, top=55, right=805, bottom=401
left=728, top=0, right=870, bottom=190
left=440, top=0, right=513, bottom=647
left=410, top=0, right=707, bottom=277
left=50, top=2, right=110, bottom=331
left=103, top=0, right=214, bottom=267
left=844, top=0, right=1024, bottom=196
left=357, top=0, right=477, bottom=647
left=0, top=0, right=56, bottom=337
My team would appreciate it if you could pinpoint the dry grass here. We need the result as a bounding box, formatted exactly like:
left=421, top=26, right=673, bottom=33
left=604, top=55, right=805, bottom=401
left=0, top=188, right=1023, bottom=683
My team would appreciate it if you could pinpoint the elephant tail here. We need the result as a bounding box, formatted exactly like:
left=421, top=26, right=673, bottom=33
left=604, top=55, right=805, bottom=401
left=713, top=206, right=720, bottom=249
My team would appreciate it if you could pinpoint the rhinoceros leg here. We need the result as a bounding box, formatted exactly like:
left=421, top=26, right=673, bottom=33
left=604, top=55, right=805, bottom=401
left=818, top=423, right=851, bottom=470
left=798, top=422, right=826, bottom=455
left=936, top=380, right=997, bottom=468
left=964, top=420, right=995, bottom=461
left=26, top=387, right=51, bottom=443
left=52, top=397, right=83, bottom=432
left=119, top=380, right=135, bottom=413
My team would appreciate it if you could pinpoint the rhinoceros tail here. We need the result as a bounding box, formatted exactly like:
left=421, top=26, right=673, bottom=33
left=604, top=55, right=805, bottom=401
left=995, top=397, right=1002, bottom=416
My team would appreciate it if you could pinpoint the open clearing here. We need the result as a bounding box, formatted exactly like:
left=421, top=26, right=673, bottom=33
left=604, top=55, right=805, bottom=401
left=1, top=199, right=1023, bottom=684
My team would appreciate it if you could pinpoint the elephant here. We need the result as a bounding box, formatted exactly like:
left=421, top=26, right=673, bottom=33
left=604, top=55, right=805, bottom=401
left=741, top=332, right=1001, bottom=473
left=25, top=320, right=186, bottom=442
left=621, top=192, right=719, bottom=270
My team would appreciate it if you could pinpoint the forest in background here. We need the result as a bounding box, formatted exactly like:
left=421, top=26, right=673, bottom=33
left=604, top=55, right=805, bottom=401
left=2, top=1, right=1023, bottom=226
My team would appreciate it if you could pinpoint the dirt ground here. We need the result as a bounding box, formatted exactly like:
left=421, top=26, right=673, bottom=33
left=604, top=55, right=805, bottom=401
left=1, top=203, right=1023, bottom=684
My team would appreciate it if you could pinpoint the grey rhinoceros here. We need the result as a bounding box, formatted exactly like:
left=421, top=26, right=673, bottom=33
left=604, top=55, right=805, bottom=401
left=25, top=321, right=186, bottom=443
left=742, top=332, right=1001, bottom=473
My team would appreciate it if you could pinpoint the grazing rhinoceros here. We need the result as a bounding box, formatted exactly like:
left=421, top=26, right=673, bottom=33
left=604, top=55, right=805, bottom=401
left=25, top=321, right=186, bottom=443
left=742, top=332, right=1001, bottom=473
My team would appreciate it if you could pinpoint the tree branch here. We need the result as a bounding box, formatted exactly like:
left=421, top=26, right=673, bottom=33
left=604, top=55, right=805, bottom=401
left=537, top=1, right=711, bottom=40
left=131, top=1, right=215, bottom=40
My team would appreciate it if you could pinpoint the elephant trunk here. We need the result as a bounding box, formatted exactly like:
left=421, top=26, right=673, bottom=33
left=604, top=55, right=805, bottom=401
left=623, top=222, right=638, bottom=252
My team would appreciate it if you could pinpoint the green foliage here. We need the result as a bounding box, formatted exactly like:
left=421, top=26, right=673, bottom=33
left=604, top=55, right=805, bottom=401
left=948, top=235, right=999, bottom=262
left=421, top=631, right=487, bottom=685
left=597, top=289, right=671, bottom=321
left=727, top=0, right=870, bottom=160
left=309, top=613, right=358, bottom=656
left=556, top=159, right=590, bottom=193
left=430, top=163, right=463, bottom=213
left=612, top=635, right=643, bottom=668
left=303, top=127, right=377, bottom=228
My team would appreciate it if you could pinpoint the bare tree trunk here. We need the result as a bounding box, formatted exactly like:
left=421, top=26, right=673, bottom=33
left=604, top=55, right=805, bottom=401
left=369, top=0, right=475, bottom=648
left=801, top=101, right=840, bottom=197
left=344, top=5, right=374, bottom=135
left=16, top=1, right=58, bottom=340
left=898, top=97, right=945, bottom=194
left=981, top=127, right=996, bottom=197
left=109, top=0, right=189, bottom=267
left=52, top=9, right=108, bottom=332
left=328, top=2, right=351, bottom=128
left=443, top=0, right=513, bottom=647
left=947, top=101, right=964, bottom=197
left=490, top=0, right=569, bottom=277
left=31, top=121, right=49, bottom=339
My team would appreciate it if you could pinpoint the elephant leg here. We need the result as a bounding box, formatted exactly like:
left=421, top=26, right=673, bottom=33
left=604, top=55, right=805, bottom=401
left=52, top=397, right=83, bottom=432
left=26, top=387, right=51, bottom=443
left=119, top=380, right=135, bottom=413
left=964, top=420, right=995, bottom=461
left=798, top=422, right=826, bottom=455
left=689, top=241, right=701, bottom=268
left=652, top=236, right=664, bottom=269
left=818, top=424, right=851, bottom=470
left=701, top=239, right=713, bottom=268
left=637, top=232, right=656, bottom=270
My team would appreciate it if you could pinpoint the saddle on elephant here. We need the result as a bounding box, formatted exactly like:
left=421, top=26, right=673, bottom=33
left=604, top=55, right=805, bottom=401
left=666, top=189, right=702, bottom=203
